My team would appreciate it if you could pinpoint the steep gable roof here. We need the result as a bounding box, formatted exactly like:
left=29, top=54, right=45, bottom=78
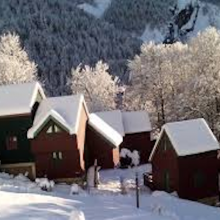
left=122, top=111, right=152, bottom=134
left=0, top=81, right=45, bottom=117
left=88, top=113, right=123, bottom=147
left=92, top=110, right=152, bottom=136
left=95, top=110, right=125, bottom=136
left=149, top=118, right=220, bottom=161
left=27, top=94, right=88, bottom=138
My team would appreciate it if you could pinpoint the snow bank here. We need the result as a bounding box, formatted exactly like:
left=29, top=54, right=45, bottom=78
left=70, top=184, right=79, bottom=195
left=0, top=172, right=39, bottom=193
left=98, top=164, right=151, bottom=194
left=69, top=209, right=85, bottom=220
left=78, top=0, right=112, bottom=18
left=35, top=178, right=55, bottom=191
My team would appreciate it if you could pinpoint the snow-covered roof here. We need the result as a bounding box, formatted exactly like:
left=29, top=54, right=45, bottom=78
left=92, top=110, right=152, bottom=136
left=122, top=111, right=152, bottom=134
left=149, top=118, right=220, bottom=161
left=95, top=110, right=125, bottom=136
left=0, top=81, right=45, bottom=117
left=28, top=94, right=88, bottom=138
left=88, top=113, right=123, bottom=147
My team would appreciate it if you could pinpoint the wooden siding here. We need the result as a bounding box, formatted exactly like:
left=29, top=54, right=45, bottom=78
left=178, top=151, right=219, bottom=201
left=151, top=131, right=179, bottom=193
left=120, top=132, right=153, bottom=164
left=85, top=125, right=120, bottom=170
left=151, top=130, right=219, bottom=201
left=31, top=120, right=84, bottom=179
left=0, top=115, right=34, bottom=164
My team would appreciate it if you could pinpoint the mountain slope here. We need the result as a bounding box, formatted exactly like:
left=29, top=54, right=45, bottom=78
left=0, top=0, right=220, bottom=95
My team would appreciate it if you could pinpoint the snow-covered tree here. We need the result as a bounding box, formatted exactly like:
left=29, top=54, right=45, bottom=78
left=179, top=28, right=220, bottom=135
left=128, top=27, right=220, bottom=138
left=0, top=33, right=37, bottom=85
left=127, top=41, right=188, bottom=127
left=71, top=61, right=118, bottom=112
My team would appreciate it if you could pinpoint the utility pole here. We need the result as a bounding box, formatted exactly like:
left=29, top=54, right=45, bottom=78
left=94, top=159, right=98, bottom=188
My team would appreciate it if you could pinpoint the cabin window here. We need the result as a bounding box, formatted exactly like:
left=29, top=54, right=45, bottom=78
left=46, top=126, right=53, bottom=134
left=54, top=125, right=61, bottom=133
left=6, top=136, right=18, bottom=150
left=52, top=152, right=63, bottom=160
left=194, top=171, right=205, bottom=188
left=46, top=124, right=62, bottom=134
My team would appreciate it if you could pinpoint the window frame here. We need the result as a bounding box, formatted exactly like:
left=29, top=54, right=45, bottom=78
left=46, top=124, right=62, bottom=135
left=52, top=151, right=63, bottom=161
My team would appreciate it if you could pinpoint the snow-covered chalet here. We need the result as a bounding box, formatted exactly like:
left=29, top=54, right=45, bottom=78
left=0, top=82, right=46, bottom=179
left=147, top=118, right=220, bottom=204
left=28, top=95, right=89, bottom=182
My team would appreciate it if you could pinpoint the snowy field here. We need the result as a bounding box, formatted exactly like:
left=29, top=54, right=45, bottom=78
left=0, top=165, right=220, bottom=219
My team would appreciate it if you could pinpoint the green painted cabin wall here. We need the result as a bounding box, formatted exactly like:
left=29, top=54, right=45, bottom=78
left=0, top=115, right=34, bottom=164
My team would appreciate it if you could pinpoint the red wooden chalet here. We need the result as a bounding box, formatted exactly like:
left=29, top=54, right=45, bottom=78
left=148, top=118, right=220, bottom=204
left=86, top=113, right=123, bottom=170
left=94, top=110, right=153, bottom=164
left=28, top=95, right=89, bottom=182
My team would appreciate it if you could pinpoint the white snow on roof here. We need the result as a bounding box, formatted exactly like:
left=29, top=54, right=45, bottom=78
left=0, top=81, right=45, bottom=117
left=149, top=118, right=220, bottom=161
left=89, top=113, right=123, bottom=147
left=95, top=110, right=125, bottom=136
left=28, top=95, right=87, bottom=138
left=122, top=111, right=152, bottom=134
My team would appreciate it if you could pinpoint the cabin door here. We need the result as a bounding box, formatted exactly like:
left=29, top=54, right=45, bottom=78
left=163, top=171, right=170, bottom=192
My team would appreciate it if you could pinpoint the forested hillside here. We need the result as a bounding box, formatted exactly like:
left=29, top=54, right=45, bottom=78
left=0, top=0, right=141, bottom=95
left=0, top=0, right=220, bottom=96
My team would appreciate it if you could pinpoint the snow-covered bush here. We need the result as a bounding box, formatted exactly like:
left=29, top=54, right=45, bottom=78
left=70, top=184, right=80, bottom=195
left=131, top=150, right=140, bottom=167
left=35, top=178, right=55, bottom=192
left=120, top=148, right=140, bottom=167
left=69, top=209, right=85, bottom=220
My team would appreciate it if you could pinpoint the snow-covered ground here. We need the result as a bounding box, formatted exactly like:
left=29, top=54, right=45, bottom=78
left=0, top=165, right=220, bottom=219
left=78, top=0, right=112, bottom=18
